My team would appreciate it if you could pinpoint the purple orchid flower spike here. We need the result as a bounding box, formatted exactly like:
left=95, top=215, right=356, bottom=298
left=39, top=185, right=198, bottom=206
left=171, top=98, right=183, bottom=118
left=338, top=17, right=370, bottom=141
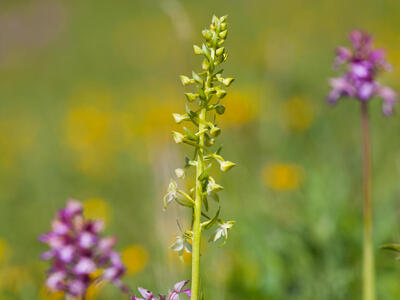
left=39, top=199, right=128, bottom=298
left=131, top=280, right=190, bottom=300
left=328, top=30, right=397, bottom=116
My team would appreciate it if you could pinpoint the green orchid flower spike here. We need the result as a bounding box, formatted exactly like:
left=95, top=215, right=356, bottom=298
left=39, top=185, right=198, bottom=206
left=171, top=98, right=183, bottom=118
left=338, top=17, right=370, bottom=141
left=163, top=15, right=236, bottom=300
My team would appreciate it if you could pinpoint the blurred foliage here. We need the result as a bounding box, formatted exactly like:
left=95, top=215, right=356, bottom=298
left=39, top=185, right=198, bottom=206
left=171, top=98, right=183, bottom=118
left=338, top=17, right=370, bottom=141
left=1, top=0, right=400, bottom=299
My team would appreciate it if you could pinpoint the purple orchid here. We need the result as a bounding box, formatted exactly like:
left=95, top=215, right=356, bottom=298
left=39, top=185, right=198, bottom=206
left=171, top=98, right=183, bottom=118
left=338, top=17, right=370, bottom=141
left=131, top=280, right=191, bottom=300
left=328, top=30, right=397, bottom=115
left=39, top=199, right=127, bottom=297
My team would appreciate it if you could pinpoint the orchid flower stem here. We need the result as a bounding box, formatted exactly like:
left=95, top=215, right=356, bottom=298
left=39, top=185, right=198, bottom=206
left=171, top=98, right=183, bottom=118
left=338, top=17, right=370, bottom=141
left=361, top=102, right=375, bottom=300
left=191, top=105, right=207, bottom=300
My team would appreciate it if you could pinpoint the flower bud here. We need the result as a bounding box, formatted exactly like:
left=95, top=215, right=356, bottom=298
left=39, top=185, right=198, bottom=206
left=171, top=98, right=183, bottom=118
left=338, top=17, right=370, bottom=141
left=184, top=93, right=198, bottom=102
left=220, top=22, right=227, bottom=31
left=209, top=126, right=221, bottom=137
left=205, top=137, right=215, bottom=146
left=172, top=131, right=185, bottom=144
left=206, top=176, right=224, bottom=195
left=193, top=45, right=203, bottom=55
left=192, top=71, right=203, bottom=84
left=216, top=89, right=227, bottom=99
left=212, top=15, right=219, bottom=25
left=180, top=75, right=192, bottom=86
left=175, top=168, right=185, bottom=179
left=202, top=59, right=210, bottom=70
left=172, top=113, right=188, bottom=124
left=216, top=47, right=225, bottom=56
left=219, top=30, right=227, bottom=39
left=222, top=78, right=234, bottom=87
left=202, top=29, right=212, bottom=40
left=219, top=160, right=236, bottom=172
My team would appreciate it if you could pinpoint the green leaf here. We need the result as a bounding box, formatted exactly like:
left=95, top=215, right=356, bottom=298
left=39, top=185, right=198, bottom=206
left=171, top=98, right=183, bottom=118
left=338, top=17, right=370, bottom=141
left=183, top=127, right=198, bottom=141
left=201, top=44, right=211, bottom=60
left=216, top=145, right=223, bottom=155
left=203, top=207, right=220, bottom=230
left=185, top=104, right=197, bottom=119
left=381, top=244, right=400, bottom=253
left=203, top=195, right=209, bottom=211
left=198, top=164, right=211, bottom=181
left=175, top=196, right=193, bottom=208
left=198, top=87, right=206, bottom=100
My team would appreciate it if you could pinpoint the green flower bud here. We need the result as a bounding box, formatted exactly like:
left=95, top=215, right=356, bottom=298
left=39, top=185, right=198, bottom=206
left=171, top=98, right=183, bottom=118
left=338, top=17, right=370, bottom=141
left=172, top=113, right=188, bottom=124
left=209, top=126, right=221, bottom=137
left=212, top=15, right=219, bottom=25
left=205, top=136, right=215, bottom=146
left=220, top=15, right=228, bottom=22
left=185, top=93, right=198, bottom=102
left=220, top=22, right=227, bottom=31
left=202, top=59, right=210, bottom=70
left=193, top=45, right=203, bottom=55
left=219, top=160, right=236, bottom=172
left=172, top=131, right=185, bottom=144
left=216, top=47, right=225, bottom=56
left=192, top=71, right=203, bottom=84
left=216, top=89, right=227, bottom=99
left=180, top=75, right=192, bottom=86
left=206, top=176, right=224, bottom=195
left=202, top=29, right=212, bottom=40
left=222, top=78, right=234, bottom=87
left=219, top=30, right=227, bottom=39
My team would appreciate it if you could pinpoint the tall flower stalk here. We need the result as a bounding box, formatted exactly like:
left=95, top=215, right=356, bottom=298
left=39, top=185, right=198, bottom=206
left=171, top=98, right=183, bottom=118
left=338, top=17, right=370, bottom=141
left=328, top=30, right=397, bottom=300
left=164, top=15, right=236, bottom=300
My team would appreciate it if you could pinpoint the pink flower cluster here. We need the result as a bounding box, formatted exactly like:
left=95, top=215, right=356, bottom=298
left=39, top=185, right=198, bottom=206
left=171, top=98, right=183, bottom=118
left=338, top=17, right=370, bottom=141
left=39, top=199, right=126, bottom=297
left=131, top=280, right=191, bottom=300
left=329, top=30, right=397, bottom=115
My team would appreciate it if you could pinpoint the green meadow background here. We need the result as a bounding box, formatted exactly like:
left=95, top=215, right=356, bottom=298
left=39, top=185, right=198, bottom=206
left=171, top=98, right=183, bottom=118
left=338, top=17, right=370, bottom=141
left=1, top=0, right=400, bottom=299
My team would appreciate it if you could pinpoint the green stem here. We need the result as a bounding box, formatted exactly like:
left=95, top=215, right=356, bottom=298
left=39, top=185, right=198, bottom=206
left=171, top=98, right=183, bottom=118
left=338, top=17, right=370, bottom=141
left=191, top=106, right=206, bottom=300
left=361, top=102, right=375, bottom=300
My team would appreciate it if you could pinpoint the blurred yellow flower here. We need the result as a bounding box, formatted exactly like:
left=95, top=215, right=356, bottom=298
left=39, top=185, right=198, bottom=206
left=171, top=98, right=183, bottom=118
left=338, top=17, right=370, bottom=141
left=39, top=285, right=64, bottom=300
left=83, top=198, right=112, bottom=226
left=222, top=89, right=261, bottom=127
left=281, top=96, right=314, bottom=132
left=129, top=97, right=181, bottom=144
left=86, top=280, right=105, bottom=300
left=168, top=247, right=192, bottom=268
left=0, top=237, right=11, bottom=265
left=64, top=88, right=120, bottom=177
left=262, top=163, right=304, bottom=190
left=121, top=245, right=149, bottom=275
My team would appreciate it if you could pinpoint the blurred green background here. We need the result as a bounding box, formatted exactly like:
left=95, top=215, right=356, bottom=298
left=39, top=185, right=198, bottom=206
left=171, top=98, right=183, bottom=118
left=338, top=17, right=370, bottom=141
left=1, top=0, right=400, bottom=299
